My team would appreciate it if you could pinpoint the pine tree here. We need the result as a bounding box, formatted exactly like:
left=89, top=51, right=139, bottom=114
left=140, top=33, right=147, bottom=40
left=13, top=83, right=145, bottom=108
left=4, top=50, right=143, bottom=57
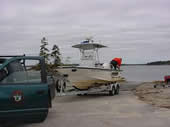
left=39, top=37, right=50, bottom=63
left=51, top=44, right=61, bottom=66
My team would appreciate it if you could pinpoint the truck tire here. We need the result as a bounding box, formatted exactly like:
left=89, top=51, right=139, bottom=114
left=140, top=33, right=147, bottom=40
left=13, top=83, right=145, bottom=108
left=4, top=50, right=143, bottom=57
left=39, top=111, right=48, bottom=122
left=48, top=90, right=52, bottom=108
left=34, top=111, right=48, bottom=123
left=25, top=111, right=48, bottom=123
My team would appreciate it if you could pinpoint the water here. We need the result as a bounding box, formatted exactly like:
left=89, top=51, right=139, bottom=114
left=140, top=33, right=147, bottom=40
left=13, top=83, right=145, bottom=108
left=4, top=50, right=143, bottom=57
left=121, top=65, right=170, bottom=82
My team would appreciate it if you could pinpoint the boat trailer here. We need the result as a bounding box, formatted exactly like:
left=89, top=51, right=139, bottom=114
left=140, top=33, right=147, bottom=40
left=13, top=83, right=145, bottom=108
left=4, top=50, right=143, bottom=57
left=55, top=79, right=120, bottom=96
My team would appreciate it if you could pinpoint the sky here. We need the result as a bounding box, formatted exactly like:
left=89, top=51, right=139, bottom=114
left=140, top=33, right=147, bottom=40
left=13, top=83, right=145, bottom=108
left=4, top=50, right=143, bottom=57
left=0, top=0, right=170, bottom=64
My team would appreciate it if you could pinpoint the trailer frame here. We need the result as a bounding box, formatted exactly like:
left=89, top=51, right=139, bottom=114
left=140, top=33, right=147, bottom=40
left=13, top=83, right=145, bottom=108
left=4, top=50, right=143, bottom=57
left=56, top=80, right=120, bottom=96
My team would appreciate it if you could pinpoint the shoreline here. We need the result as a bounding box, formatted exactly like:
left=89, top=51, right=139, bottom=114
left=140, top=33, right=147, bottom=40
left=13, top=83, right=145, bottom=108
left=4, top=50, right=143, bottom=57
left=133, top=81, right=170, bottom=109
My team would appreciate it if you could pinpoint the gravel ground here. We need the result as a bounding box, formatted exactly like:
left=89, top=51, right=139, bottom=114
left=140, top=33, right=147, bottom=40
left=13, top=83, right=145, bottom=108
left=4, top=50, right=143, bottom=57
left=134, top=82, right=170, bottom=108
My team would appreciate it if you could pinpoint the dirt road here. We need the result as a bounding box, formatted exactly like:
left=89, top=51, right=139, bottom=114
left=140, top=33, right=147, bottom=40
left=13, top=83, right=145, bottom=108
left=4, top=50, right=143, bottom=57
left=2, top=82, right=170, bottom=127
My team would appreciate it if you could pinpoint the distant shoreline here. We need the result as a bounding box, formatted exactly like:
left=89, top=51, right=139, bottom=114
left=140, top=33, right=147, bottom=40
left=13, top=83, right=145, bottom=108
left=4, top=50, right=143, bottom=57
left=146, top=61, right=170, bottom=65
left=122, top=64, right=170, bottom=66
left=123, top=60, right=170, bottom=66
left=65, top=64, right=170, bottom=66
left=122, top=64, right=146, bottom=66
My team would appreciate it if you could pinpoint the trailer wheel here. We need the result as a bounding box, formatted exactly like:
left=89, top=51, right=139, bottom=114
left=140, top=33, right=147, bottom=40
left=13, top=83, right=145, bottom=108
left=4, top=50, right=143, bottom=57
left=115, top=85, right=120, bottom=95
left=153, top=84, right=157, bottom=88
left=56, top=80, right=66, bottom=92
left=109, top=86, right=115, bottom=96
left=56, top=80, right=60, bottom=92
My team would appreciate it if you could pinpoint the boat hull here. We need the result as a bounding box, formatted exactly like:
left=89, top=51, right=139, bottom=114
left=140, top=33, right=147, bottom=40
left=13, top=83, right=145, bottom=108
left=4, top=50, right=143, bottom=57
left=57, top=67, right=123, bottom=90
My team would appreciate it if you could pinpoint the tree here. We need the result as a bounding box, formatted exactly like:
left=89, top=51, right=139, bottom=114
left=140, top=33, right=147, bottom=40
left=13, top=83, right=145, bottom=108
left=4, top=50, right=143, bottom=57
left=51, top=44, right=61, bottom=66
left=39, top=37, right=50, bottom=63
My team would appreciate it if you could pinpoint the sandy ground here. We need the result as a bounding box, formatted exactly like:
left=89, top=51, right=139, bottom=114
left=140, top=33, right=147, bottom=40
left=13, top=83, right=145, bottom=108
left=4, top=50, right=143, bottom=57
left=134, top=82, right=170, bottom=109
left=1, top=82, right=170, bottom=127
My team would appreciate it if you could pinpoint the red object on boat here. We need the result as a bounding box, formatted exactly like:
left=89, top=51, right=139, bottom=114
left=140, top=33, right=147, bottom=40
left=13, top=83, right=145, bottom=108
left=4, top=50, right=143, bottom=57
left=112, top=58, right=122, bottom=66
left=164, top=75, right=170, bottom=84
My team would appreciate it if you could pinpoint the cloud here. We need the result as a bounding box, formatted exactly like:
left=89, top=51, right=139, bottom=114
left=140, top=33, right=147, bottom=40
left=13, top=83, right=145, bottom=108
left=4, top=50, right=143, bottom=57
left=0, top=0, right=170, bottom=63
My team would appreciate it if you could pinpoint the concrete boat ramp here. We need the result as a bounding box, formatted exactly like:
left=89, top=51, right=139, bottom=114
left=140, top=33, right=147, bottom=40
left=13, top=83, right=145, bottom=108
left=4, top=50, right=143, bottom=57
left=2, top=82, right=170, bottom=127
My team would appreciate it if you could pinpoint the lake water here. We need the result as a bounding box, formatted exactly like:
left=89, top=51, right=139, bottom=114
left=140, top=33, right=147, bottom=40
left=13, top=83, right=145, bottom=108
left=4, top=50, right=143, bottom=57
left=121, top=65, right=170, bottom=82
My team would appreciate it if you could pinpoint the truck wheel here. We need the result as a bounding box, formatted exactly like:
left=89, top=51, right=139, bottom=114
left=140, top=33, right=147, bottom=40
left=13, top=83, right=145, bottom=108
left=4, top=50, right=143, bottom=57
left=109, top=86, right=115, bottom=96
left=26, top=110, right=48, bottom=123
left=37, top=111, right=48, bottom=123
left=115, top=85, right=120, bottom=95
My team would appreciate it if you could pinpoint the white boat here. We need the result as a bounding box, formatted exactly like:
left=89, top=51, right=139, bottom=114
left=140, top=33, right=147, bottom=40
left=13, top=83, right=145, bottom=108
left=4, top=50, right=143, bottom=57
left=57, top=40, right=124, bottom=90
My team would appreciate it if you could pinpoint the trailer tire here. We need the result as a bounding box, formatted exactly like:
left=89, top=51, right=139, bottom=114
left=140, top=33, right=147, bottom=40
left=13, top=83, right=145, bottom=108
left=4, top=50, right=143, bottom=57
left=56, top=80, right=60, bottom=92
left=63, top=82, right=66, bottom=91
left=153, top=84, right=157, bottom=88
left=56, top=80, right=66, bottom=92
left=115, top=85, right=120, bottom=95
left=109, top=86, right=115, bottom=96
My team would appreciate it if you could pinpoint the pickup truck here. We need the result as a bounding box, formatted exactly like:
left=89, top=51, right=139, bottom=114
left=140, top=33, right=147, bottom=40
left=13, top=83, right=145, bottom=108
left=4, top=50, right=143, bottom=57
left=0, top=56, right=56, bottom=123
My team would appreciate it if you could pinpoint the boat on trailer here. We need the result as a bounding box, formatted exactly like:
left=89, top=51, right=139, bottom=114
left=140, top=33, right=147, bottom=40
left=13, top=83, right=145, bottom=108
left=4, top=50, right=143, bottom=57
left=56, top=40, right=124, bottom=95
